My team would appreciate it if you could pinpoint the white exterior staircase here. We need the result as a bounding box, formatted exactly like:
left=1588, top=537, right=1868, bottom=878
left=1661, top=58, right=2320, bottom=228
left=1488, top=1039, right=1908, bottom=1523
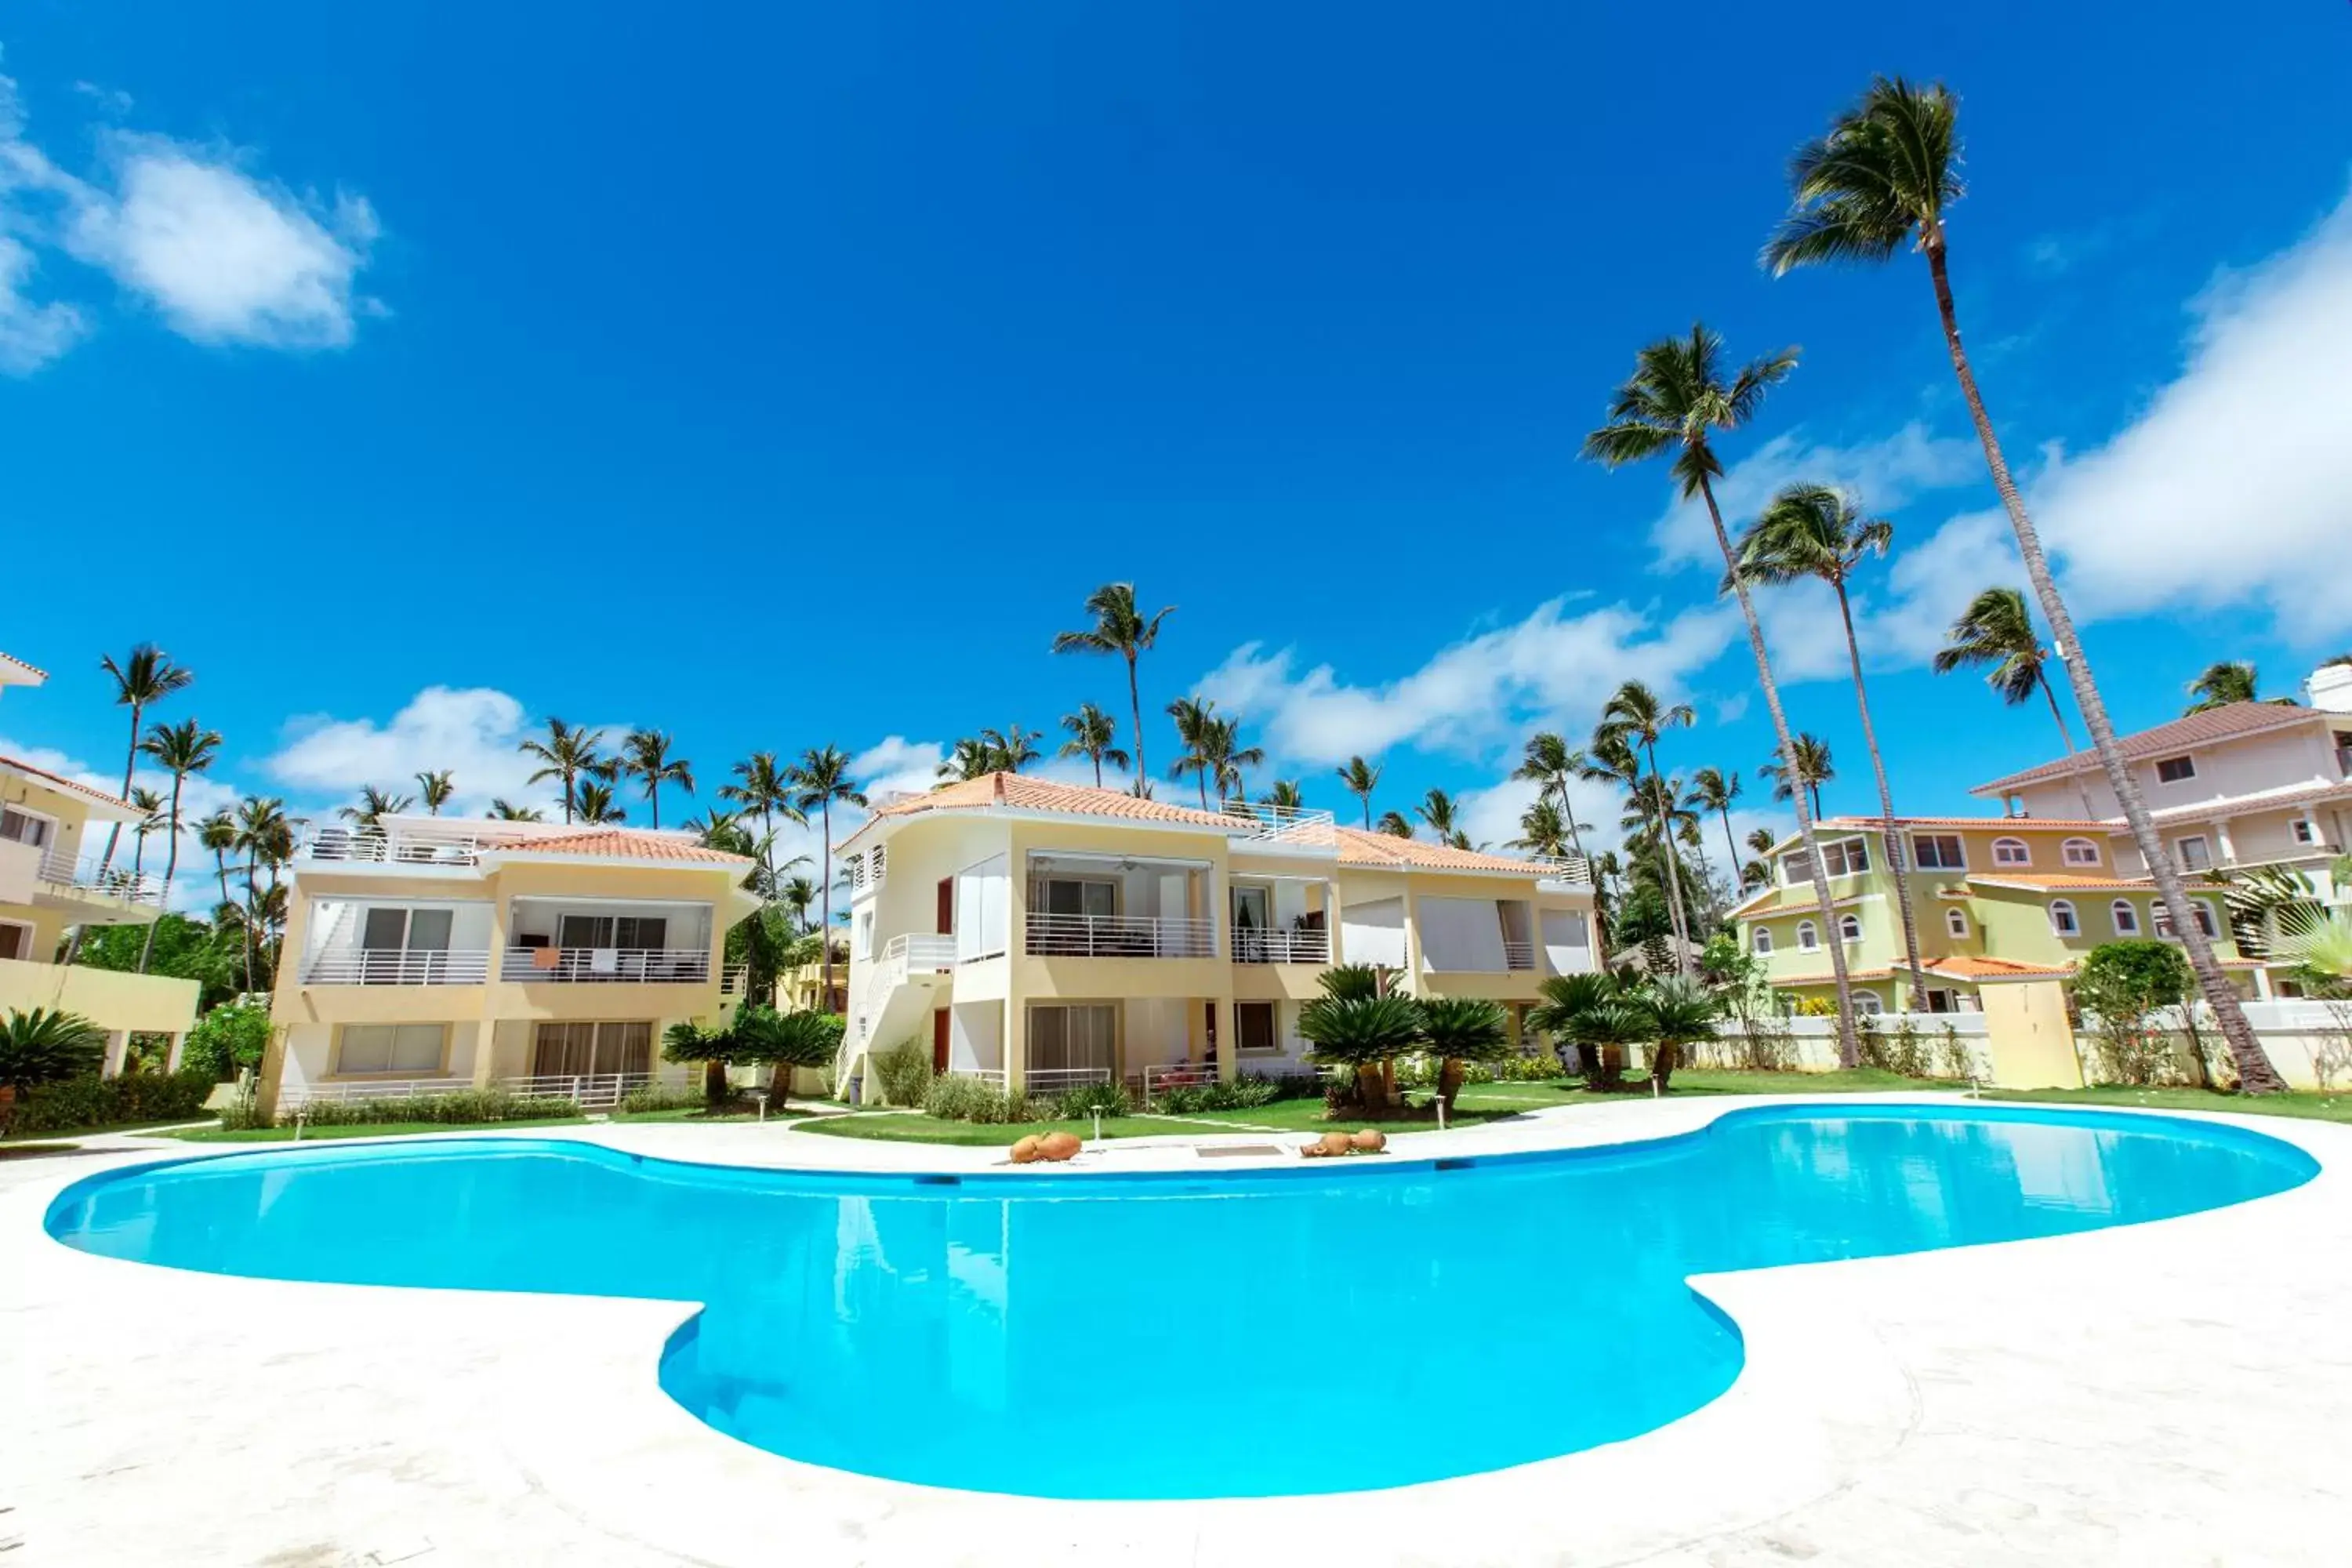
left=844, top=933, right=957, bottom=1078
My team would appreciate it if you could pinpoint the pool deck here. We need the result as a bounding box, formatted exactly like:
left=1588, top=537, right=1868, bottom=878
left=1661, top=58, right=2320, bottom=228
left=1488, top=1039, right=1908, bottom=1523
left=5, top=1091, right=2349, bottom=1566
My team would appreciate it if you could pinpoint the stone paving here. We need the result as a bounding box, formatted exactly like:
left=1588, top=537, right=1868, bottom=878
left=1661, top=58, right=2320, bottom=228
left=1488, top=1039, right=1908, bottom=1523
left=2, top=1094, right=2347, bottom=1566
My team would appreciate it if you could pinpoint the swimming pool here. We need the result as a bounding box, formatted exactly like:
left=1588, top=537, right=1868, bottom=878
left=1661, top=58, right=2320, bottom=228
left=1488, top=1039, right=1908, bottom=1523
left=44, top=1105, right=2315, bottom=1499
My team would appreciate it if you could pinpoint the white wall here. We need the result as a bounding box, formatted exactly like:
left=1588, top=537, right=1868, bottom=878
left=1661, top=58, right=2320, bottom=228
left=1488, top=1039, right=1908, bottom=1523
left=1123, top=997, right=1191, bottom=1069
left=1343, top=895, right=1406, bottom=968
left=1418, top=896, right=1506, bottom=972
left=1541, top=909, right=1594, bottom=976
left=954, top=854, right=1009, bottom=961
left=949, top=1000, right=1002, bottom=1072
left=2012, top=720, right=2343, bottom=824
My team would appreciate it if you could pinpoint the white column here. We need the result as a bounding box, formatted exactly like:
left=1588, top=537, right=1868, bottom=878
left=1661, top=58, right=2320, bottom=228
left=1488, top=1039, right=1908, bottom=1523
left=163, top=1032, right=187, bottom=1072
left=101, top=1030, right=130, bottom=1077
left=2212, top=818, right=2238, bottom=867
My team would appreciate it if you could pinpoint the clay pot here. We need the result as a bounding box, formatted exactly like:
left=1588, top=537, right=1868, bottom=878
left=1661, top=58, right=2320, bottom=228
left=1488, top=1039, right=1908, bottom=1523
left=1317, top=1131, right=1355, bottom=1158
left=1009, top=1135, right=1043, bottom=1163
left=1350, top=1128, right=1386, bottom=1153
left=1038, top=1131, right=1083, bottom=1162
left=1298, top=1140, right=1328, bottom=1159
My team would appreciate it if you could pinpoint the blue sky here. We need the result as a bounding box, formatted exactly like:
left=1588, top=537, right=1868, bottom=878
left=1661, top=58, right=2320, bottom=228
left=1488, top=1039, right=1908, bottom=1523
left=3, top=2, right=2350, bottom=884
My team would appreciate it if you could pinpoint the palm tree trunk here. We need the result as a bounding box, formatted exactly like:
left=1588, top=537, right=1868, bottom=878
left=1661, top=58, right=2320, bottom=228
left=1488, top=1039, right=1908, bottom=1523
left=96, top=702, right=140, bottom=880
left=241, top=852, right=260, bottom=994
left=1922, top=232, right=2281, bottom=1091
left=2036, top=672, right=2101, bottom=821
left=1091, top=753, right=1103, bottom=788
left=1639, top=739, right=1694, bottom=975
left=1835, top=582, right=1929, bottom=1011
left=1718, top=808, right=1741, bottom=886
left=649, top=781, right=660, bottom=830
left=818, top=802, right=835, bottom=1012
left=139, top=775, right=184, bottom=973
left=1124, top=653, right=1147, bottom=787
left=1697, top=474, right=1860, bottom=1065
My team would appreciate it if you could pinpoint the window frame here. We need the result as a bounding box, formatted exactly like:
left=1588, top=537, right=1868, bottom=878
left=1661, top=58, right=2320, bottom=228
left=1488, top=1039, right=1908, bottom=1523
left=2154, top=755, right=2197, bottom=784
left=2048, top=899, right=2080, bottom=937
left=2110, top=899, right=2140, bottom=936
left=2290, top=818, right=2318, bottom=847
left=0, top=915, right=34, bottom=963
left=1234, top=1000, right=1281, bottom=1055
left=332, top=1022, right=448, bottom=1077
left=2175, top=835, right=2212, bottom=873
left=1795, top=919, right=1820, bottom=953
left=1911, top=833, right=1967, bottom=872
left=1850, top=990, right=1885, bottom=1016
left=1991, top=837, right=2032, bottom=868
left=1837, top=913, right=1864, bottom=944
left=1751, top=925, right=1773, bottom=956
left=0, top=801, right=59, bottom=850
left=1944, top=908, right=1969, bottom=939
left=2061, top=837, right=2103, bottom=868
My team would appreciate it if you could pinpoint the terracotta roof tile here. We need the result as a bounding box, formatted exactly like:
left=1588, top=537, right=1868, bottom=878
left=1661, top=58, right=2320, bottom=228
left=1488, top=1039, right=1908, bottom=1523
left=1973, top=702, right=2325, bottom=795
left=1965, top=873, right=2177, bottom=893
left=868, top=772, right=1259, bottom=833
left=1926, top=956, right=2073, bottom=980
left=0, top=753, right=135, bottom=813
left=1332, top=826, right=1559, bottom=876
left=1816, top=813, right=2115, bottom=832
left=488, top=829, right=750, bottom=865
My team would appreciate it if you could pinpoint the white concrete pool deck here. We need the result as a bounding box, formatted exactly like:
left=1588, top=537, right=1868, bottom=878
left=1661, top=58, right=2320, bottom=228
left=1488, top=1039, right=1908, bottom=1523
left=4, top=1092, right=2349, bottom=1566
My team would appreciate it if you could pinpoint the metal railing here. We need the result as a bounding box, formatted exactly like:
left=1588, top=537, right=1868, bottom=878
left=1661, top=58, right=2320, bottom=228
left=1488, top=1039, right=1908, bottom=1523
left=1026, top=913, right=1215, bottom=959
left=500, top=947, right=713, bottom=982
left=35, top=848, right=163, bottom=905
left=300, top=825, right=487, bottom=866
left=281, top=1076, right=470, bottom=1107
left=1230, top=927, right=1332, bottom=964
left=720, top=963, right=749, bottom=997
left=1141, top=1061, right=1221, bottom=1101
left=502, top=1072, right=651, bottom=1109
left=1024, top=1066, right=1112, bottom=1094
left=943, top=1067, right=1008, bottom=1090
left=1525, top=853, right=1594, bottom=887
left=303, top=948, right=492, bottom=985
left=1502, top=940, right=1535, bottom=971
left=1221, top=801, right=1338, bottom=845
left=855, top=932, right=957, bottom=1033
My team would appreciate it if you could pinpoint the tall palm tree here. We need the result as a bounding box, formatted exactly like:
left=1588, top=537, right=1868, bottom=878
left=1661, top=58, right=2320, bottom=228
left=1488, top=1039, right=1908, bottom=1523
left=1686, top=767, right=1744, bottom=887
left=618, top=729, right=695, bottom=829
left=1621, top=774, right=1703, bottom=920
left=1165, top=695, right=1220, bottom=808
left=1512, top=733, right=1592, bottom=861
left=980, top=724, right=1044, bottom=774
left=126, top=788, right=166, bottom=895
left=787, top=746, right=866, bottom=1013
left=486, top=798, right=545, bottom=821
left=1336, top=756, right=1382, bottom=829
left=1596, top=681, right=1698, bottom=975
left=1375, top=809, right=1414, bottom=838
left=1734, top=482, right=1926, bottom=1008
left=1203, top=717, right=1264, bottom=804
left=517, top=719, right=608, bottom=825
left=1413, top=788, right=1460, bottom=842
left=414, top=770, right=456, bottom=815
left=1058, top=702, right=1130, bottom=787
left=936, top=737, right=996, bottom=782
left=1932, top=587, right=2100, bottom=822
left=338, top=786, right=414, bottom=828
left=1051, top=583, right=1175, bottom=793
left=1764, top=74, right=2280, bottom=1089
left=231, top=797, right=290, bottom=994
left=1584, top=326, right=1858, bottom=1057
left=1760, top=734, right=1835, bottom=818
left=777, top=873, right=818, bottom=935
left=197, top=808, right=237, bottom=916
left=1508, top=798, right=1573, bottom=858
left=1258, top=779, right=1304, bottom=810
left=722, top=752, right=803, bottom=898
left=2184, top=661, right=2261, bottom=714
left=136, top=720, right=220, bottom=971
left=571, top=780, right=626, bottom=823
left=93, top=644, right=194, bottom=884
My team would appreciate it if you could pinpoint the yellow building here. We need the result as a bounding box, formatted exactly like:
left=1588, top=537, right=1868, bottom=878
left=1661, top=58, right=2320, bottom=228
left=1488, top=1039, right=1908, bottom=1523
left=777, top=935, right=849, bottom=1014
left=1732, top=814, right=2256, bottom=1014
left=260, top=815, right=760, bottom=1113
left=0, top=650, right=201, bottom=1066
left=835, top=773, right=1599, bottom=1098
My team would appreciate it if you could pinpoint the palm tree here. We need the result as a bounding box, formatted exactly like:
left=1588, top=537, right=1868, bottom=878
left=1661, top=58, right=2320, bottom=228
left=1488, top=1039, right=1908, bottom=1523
left=722, top=752, right=803, bottom=898
left=1596, top=681, right=1698, bottom=975
left=126, top=788, right=166, bottom=898
left=980, top=724, right=1044, bottom=774
left=1639, top=974, right=1721, bottom=1091
left=338, top=786, right=414, bottom=828
left=1258, top=779, right=1304, bottom=810
left=1202, top=717, right=1263, bottom=804
left=1508, top=799, right=1573, bottom=858
left=1512, top=733, right=1591, bottom=861
left=571, top=780, right=626, bottom=823
left=487, top=798, right=545, bottom=821
left=1933, top=587, right=2101, bottom=822
left=1734, top=482, right=1926, bottom=1009
left=786, top=746, right=866, bottom=1014
left=777, top=873, right=818, bottom=935
left=197, top=808, right=237, bottom=915
left=1764, top=74, right=2281, bottom=1090
left=1058, top=702, right=1130, bottom=787
left=1336, top=756, right=1382, bottom=829
left=2184, top=661, right=2261, bottom=714
left=93, top=644, right=194, bottom=884
left=1413, top=788, right=1460, bottom=843
left=1620, top=775, right=1703, bottom=933
left=517, top=719, right=608, bottom=825
left=1760, top=734, right=1835, bottom=818
left=618, top=729, right=695, bottom=829
left=1166, top=695, right=1220, bottom=808
left=1051, top=583, right=1174, bottom=793
left=1584, top=326, right=1858, bottom=1058
left=231, top=796, right=290, bottom=993
left=935, top=737, right=996, bottom=782
left=1686, top=768, right=1744, bottom=886
left=136, top=719, right=220, bottom=972
left=1375, top=810, right=1414, bottom=838
left=414, top=770, right=456, bottom=815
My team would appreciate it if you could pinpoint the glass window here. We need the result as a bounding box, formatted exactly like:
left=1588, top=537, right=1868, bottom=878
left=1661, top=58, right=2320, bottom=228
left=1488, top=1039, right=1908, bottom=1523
left=1991, top=838, right=2031, bottom=867
left=2291, top=818, right=2318, bottom=846
left=2062, top=838, right=2102, bottom=867
left=1795, top=920, right=1819, bottom=952
left=337, top=1023, right=445, bottom=1074
left=1751, top=926, right=1773, bottom=955
left=1945, top=909, right=1969, bottom=938
left=2049, top=900, right=2079, bottom=936
left=2155, top=756, right=2197, bottom=783
left=531, top=1020, right=653, bottom=1076
left=1912, top=833, right=1965, bottom=871
left=1235, top=1001, right=1279, bottom=1054
left=1783, top=852, right=1813, bottom=885
left=2111, top=900, right=2140, bottom=935
left=0, top=805, right=53, bottom=848
left=1838, top=913, right=1863, bottom=942
left=2194, top=901, right=2218, bottom=938
left=2176, top=837, right=2212, bottom=873
left=1029, top=1004, right=1117, bottom=1073
left=0, top=920, right=30, bottom=962
left=1851, top=991, right=1884, bottom=1015
left=1820, top=840, right=1870, bottom=878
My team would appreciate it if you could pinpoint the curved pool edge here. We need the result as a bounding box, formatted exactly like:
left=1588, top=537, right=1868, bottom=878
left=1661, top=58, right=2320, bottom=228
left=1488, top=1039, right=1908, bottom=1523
left=6, top=1095, right=2350, bottom=1567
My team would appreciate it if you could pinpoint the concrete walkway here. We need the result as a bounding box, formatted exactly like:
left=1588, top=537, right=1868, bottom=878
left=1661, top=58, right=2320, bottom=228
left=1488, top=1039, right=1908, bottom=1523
left=3, top=1095, right=2347, bottom=1566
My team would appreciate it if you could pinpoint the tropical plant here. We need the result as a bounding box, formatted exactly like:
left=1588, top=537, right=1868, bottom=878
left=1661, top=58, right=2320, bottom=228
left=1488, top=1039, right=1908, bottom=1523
left=1375, top=810, right=1414, bottom=838
left=180, top=999, right=270, bottom=1081
left=1527, top=972, right=1617, bottom=1079
left=1203, top=717, right=1264, bottom=804
left=1412, top=787, right=1461, bottom=844
left=980, top=724, right=1044, bottom=774
left=1416, top=996, right=1511, bottom=1111
left=786, top=746, right=866, bottom=1012
left=93, top=644, right=194, bottom=887
left=618, top=729, right=695, bottom=829
left=0, top=1007, right=107, bottom=1094
left=1298, top=992, right=1423, bottom=1116
left=1051, top=583, right=1174, bottom=793
left=1637, top=974, right=1720, bottom=1091
left=1058, top=702, right=1131, bottom=787
left=2073, top=941, right=2194, bottom=1087
left=414, top=770, right=456, bottom=815
left=1930, top=586, right=2098, bottom=818
left=231, top=796, right=290, bottom=993
left=721, top=751, right=804, bottom=898
left=1583, top=324, right=1858, bottom=1059
left=486, top=798, right=545, bottom=821
left=135, top=718, right=221, bottom=973
left=518, top=718, right=612, bottom=824
left=1597, top=681, right=1697, bottom=973
left=1763, top=73, right=2280, bottom=1091
left=2183, top=661, right=2263, bottom=714
left=197, top=808, right=238, bottom=911
left=661, top=1019, right=736, bottom=1103
left=1165, top=695, right=1220, bottom=808
left=1686, top=767, right=1743, bottom=888
left=1733, top=481, right=1926, bottom=1007
left=1257, top=779, right=1304, bottom=811
left=571, top=780, right=626, bottom=823
left=730, top=1005, right=846, bottom=1100
left=125, top=786, right=167, bottom=895
left=338, top=786, right=414, bottom=828
left=1513, top=732, right=1591, bottom=859
left=1508, top=798, right=1573, bottom=859
left=1337, top=756, right=1382, bottom=829
left=1759, top=734, right=1835, bottom=817
left=935, top=737, right=996, bottom=782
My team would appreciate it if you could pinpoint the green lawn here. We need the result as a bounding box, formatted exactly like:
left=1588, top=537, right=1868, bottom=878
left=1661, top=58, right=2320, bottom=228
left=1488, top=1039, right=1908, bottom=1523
left=159, top=1115, right=590, bottom=1144
left=2, top=1115, right=218, bottom=1142
left=1984, top=1084, right=2352, bottom=1125
left=0, top=1141, right=84, bottom=1159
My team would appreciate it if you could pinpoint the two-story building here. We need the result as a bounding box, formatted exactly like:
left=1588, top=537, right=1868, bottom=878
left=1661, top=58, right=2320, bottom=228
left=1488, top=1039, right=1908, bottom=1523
left=260, top=815, right=759, bottom=1114
left=833, top=773, right=1599, bottom=1097
left=0, top=650, right=200, bottom=1066
left=1732, top=815, right=2255, bottom=1014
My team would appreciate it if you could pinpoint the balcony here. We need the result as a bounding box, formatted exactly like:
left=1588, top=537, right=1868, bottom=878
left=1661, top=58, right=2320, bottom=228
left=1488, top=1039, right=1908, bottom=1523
left=1503, top=940, right=1535, bottom=971
left=1221, top=801, right=1338, bottom=847
left=1231, top=926, right=1331, bottom=964
left=301, top=825, right=486, bottom=867
left=1026, top=913, right=1215, bottom=959
left=35, top=848, right=162, bottom=907
left=500, top=947, right=714, bottom=983
left=720, top=963, right=749, bottom=997
left=305, top=948, right=492, bottom=985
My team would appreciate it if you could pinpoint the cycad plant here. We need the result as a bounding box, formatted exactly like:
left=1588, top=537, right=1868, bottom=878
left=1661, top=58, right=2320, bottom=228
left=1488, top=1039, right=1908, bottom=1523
left=1637, top=975, right=1721, bottom=1091
left=1298, top=985, right=1423, bottom=1116
left=1763, top=74, right=2281, bottom=1091
left=1416, top=996, right=1512, bottom=1112
left=0, top=1007, right=107, bottom=1097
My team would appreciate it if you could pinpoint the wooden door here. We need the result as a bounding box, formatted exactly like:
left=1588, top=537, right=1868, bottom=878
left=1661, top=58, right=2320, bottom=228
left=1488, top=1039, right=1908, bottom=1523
left=931, top=1007, right=951, bottom=1074
left=937, top=878, right=954, bottom=935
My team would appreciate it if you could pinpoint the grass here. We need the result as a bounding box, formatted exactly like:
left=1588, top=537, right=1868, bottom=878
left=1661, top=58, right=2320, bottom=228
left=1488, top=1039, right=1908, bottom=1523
left=0, top=1140, right=84, bottom=1158
left=159, top=1114, right=590, bottom=1144
left=2, top=1115, right=217, bottom=1142
left=1984, top=1083, right=2352, bottom=1125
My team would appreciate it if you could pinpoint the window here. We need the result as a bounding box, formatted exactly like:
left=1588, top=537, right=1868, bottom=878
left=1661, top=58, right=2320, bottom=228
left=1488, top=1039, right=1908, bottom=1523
left=1751, top=925, right=1773, bottom=956
left=1795, top=920, right=1819, bottom=952
left=530, top=1020, right=653, bottom=1076
left=1783, top=852, right=1813, bottom=885
left=2154, top=756, right=2197, bottom=784
left=1820, top=839, right=1870, bottom=878
left=2291, top=818, right=2318, bottom=847
left=360, top=906, right=453, bottom=953
left=0, top=804, right=56, bottom=849
left=1851, top=991, right=1884, bottom=1015
left=1945, top=909, right=1969, bottom=939
left=1838, top=913, right=1863, bottom=943
left=2049, top=899, right=2080, bottom=937
left=2151, top=901, right=2220, bottom=940
left=557, top=913, right=670, bottom=950
left=2062, top=837, right=2102, bottom=867
left=1991, top=837, right=2031, bottom=867
left=1028, top=1003, right=1117, bottom=1073
left=2176, top=836, right=2212, bottom=873
left=336, top=1023, right=446, bottom=1075
left=0, top=917, right=32, bottom=962
left=848, top=854, right=865, bottom=889
left=1235, top=1001, right=1279, bottom=1054
left=2111, top=900, right=2140, bottom=935
left=2194, top=900, right=2218, bottom=938
left=1912, top=833, right=1965, bottom=871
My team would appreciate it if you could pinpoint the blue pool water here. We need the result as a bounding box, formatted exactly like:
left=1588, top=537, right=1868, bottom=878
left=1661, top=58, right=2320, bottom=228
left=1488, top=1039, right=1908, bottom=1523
left=45, top=1105, right=2315, bottom=1498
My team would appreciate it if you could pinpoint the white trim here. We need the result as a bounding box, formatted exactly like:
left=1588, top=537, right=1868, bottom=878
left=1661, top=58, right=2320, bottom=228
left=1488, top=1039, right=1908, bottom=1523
left=2048, top=899, right=2080, bottom=938
left=0, top=914, right=35, bottom=963
left=1944, top=908, right=1969, bottom=939
left=2060, top=837, right=2103, bottom=867
left=1991, top=837, right=2032, bottom=868
left=1910, top=831, right=1968, bottom=873
left=2110, top=898, right=2140, bottom=937
left=1795, top=919, right=1820, bottom=953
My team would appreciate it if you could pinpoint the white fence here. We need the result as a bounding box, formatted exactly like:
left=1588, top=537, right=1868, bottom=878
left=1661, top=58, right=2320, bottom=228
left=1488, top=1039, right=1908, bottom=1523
left=303, top=948, right=493, bottom=985
left=1231, top=927, right=1332, bottom=964
left=500, top=947, right=711, bottom=982
left=280, top=1072, right=652, bottom=1112
left=37, top=848, right=163, bottom=906
left=300, top=825, right=487, bottom=866
left=1026, top=913, right=1215, bottom=959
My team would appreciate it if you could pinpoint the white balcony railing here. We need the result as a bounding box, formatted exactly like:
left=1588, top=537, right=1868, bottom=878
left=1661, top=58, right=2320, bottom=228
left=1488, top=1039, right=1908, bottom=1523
left=1221, top=801, right=1338, bottom=845
left=500, top=947, right=713, bottom=983
left=304, top=948, right=492, bottom=985
left=1230, top=926, right=1332, bottom=964
left=300, top=825, right=486, bottom=867
left=1502, top=940, right=1535, bottom=971
left=1026, top=913, right=1215, bottom=959
left=720, top=963, right=749, bottom=997
left=1141, top=1061, right=1222, bottom=1101
left=1525, top=853, right=1594, bottom=887
left=34, top=848, right=163, bottom=906
left=502, top=1072, right=651, bottom=1109
left=854, top=932, right=958, bottom=1040
left=1024, top=1066, right=1112, bottom=1094
left=281, top=1077, right=470, bottom=1108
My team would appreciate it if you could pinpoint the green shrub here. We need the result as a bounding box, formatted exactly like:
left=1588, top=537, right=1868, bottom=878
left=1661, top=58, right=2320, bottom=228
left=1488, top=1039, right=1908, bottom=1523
left=1489, top=1054, right=1565, bottom=1083
left=619, top=1083, right=706, bottom=1115
left=1051, top=1081, right=1133, bottom=1120
left=285, top=1089, right=579, bottom=1127
left=923, top=1074, right=1040, bottom=1123
left=868, top=1037, right=933, bottom=1107
left=216, top=1080, right=269, bottom=1131
left=9, top=1068, right=219, bottom=1134
left=180, top=1001, right=271, bottom=1082
left=1, top=1007, right=107, bottom=1092
left=1156, top=1073, right=1285, bottom=1113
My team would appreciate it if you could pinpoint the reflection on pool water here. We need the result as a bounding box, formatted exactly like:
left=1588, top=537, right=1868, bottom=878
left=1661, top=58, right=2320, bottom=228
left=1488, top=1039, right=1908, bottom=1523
left=45, top=1105, right=2315, bottom=1498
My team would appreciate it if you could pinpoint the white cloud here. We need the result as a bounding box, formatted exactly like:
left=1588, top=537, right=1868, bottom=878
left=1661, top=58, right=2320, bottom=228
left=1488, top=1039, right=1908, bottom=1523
left=71, top=81, right=132, bottom=115
left=849, top=736, right=947, bottom=804
left=1647, top=423, right=1980, bottom=573
left=264, top=688, right=628, bottom=822
left=0, top=230, right=86, bottom=371
left=68, top=133, right=379, bottom=348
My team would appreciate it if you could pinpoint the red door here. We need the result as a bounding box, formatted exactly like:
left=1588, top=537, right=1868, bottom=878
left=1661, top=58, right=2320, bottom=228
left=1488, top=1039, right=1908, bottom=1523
left=932, top=1007, right=951, bottom=1074
left=937, top=878, right=954, bottom=935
